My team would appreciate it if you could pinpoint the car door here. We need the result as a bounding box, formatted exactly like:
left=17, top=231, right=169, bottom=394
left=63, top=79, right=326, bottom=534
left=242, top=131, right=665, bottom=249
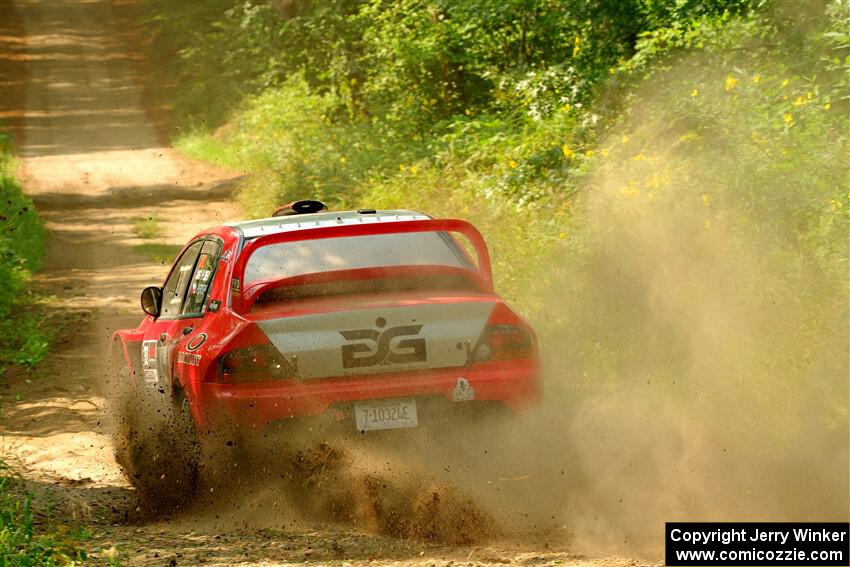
left=162, top=236, right=221, bottom=387
left=141, top=240, right=204, bottom=392
left=169, top=238, right=223, bottom=388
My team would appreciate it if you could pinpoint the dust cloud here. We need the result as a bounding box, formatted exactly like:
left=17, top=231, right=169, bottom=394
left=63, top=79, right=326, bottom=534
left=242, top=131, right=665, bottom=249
left=382, top=16, right=849, bottom=554
left=491, top=36, right=850, bottom=556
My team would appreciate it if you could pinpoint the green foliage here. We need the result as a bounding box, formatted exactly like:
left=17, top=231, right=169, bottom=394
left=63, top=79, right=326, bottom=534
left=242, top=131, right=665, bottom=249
left=0, top=314, right=51, bottom=372
left=0, top=465, right=90, bottom=565
left=0, top=134, right=42, bottom=313
left=0, top=132, right=48, bottom=375
left=146, top=0, right=757, bottom=131
left=608, top=1, right=849, bottom=280
left=144, top=0, right=241, bottom=126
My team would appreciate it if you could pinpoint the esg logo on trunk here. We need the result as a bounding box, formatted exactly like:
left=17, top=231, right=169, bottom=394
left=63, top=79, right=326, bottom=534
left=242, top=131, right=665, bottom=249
left=339, top=317, right=427, bottom=368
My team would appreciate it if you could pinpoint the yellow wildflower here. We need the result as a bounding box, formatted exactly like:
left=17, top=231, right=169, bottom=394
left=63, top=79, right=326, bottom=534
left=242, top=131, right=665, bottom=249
left=724, top=75, right=738, bottom=91
left=806, top=91, right=813, bottom=99
left=793, top=96, right=806, bottom=107
left=508, top=159, right=518, bottom=169
left=752, top=74, right=761, bottom=84
left=410, top=165, right=419, bottom=175
left=620, top=180, right=640, bottom=197
left=600, top=148, right=610, bottom=157
left=783, top=113, right=794, bottom=127
left=691, top=88, right=699, bottom=98
left=339, top=156, right=347, bottom=164
left=562, top=103, right=571, bottom=112
left=572, top=36, right=581, bottom=57
left=585, top=149, right=594, bottom=158
left=644, top=173, right=660, bottom=190
left=561, top=144, right=575, bottom=159
left=399, top=164, right=406, bottom=172
left=559, top=232, right=566, bottom=240
left=781, top=78, right=789, bottom=87
left=621, top=134, right=630, bottom=145
left=825, top=103, right=832, bottom=111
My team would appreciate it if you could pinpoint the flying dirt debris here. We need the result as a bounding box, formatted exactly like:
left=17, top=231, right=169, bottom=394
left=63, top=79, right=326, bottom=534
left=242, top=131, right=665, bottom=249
left=108, top=201, right=539, bottom=540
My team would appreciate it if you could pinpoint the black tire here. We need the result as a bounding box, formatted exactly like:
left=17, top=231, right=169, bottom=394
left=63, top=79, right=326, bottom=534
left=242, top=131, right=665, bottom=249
left=111, top=367, right=200, bottom=513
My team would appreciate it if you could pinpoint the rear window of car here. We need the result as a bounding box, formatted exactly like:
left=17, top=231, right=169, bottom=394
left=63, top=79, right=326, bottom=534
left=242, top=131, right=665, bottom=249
left=244, top=232, right=471, bottom=286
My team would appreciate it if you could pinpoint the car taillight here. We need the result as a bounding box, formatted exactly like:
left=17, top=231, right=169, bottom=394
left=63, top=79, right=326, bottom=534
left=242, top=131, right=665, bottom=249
left=216, top=345, right=295, bottom=383
left=472, top=324, right=534, bottom=362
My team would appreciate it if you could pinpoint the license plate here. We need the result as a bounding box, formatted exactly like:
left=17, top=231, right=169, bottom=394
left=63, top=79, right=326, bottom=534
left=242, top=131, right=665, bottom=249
left=354, top=398, right=418, bottom=431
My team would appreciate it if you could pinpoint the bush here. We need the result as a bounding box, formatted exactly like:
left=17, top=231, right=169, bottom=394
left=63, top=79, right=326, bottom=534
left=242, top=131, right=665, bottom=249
left=146, top=0, right=759, bottom=132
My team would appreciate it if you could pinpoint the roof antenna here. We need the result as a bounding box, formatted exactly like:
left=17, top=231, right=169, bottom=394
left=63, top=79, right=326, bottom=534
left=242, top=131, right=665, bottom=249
left=272, top=200, right=328, bottom=217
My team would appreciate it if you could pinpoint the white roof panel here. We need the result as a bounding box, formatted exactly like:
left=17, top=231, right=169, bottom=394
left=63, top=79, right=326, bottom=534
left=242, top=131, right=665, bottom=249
left=227, top=210, right=431, bottom=240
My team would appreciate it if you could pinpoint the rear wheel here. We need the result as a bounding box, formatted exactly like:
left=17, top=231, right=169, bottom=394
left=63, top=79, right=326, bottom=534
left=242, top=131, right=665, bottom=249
left=111, top=366, right=200, bottom=513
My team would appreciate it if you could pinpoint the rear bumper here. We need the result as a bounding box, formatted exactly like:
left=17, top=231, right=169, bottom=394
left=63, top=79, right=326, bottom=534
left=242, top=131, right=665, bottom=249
left=191, top=358, right=539, bottom=432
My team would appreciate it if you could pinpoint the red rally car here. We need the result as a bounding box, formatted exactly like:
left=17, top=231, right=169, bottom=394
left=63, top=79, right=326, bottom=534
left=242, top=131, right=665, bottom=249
left=111, top=201, right=539, bottom=498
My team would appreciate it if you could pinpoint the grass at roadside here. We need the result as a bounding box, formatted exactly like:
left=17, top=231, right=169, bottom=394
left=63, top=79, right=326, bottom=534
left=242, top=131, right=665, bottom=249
left=0, top=132, right=49, bottom=377
left=133, top=242, right=182, bottom=265
left=173, top=131, right=242, bottom=170
left=131, top=216, right=162, bottom=240
left=0, top=131, right=107, bottom=564
left=131, top=215, right=181, bottom=265
left=0, top=464, right=92, bottom=565
left=0, top=130, right=120, bottom=564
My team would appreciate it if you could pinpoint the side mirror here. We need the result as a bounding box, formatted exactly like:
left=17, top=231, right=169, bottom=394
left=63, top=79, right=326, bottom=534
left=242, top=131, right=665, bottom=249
left=141, top=286, right=163, bottom=318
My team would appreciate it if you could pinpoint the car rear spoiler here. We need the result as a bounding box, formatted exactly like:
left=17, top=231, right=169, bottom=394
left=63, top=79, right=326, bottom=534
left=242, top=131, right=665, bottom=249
left=230, top=219, right=493, bottom=311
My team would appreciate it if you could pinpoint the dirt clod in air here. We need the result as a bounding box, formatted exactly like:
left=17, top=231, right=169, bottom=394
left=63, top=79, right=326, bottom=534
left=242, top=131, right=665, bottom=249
left=277, top=440, right=496, bottom=545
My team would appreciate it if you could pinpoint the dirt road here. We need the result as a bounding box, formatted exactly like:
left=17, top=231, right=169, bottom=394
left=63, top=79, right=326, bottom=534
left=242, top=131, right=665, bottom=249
left=0, top=1, right=646, bottom=565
